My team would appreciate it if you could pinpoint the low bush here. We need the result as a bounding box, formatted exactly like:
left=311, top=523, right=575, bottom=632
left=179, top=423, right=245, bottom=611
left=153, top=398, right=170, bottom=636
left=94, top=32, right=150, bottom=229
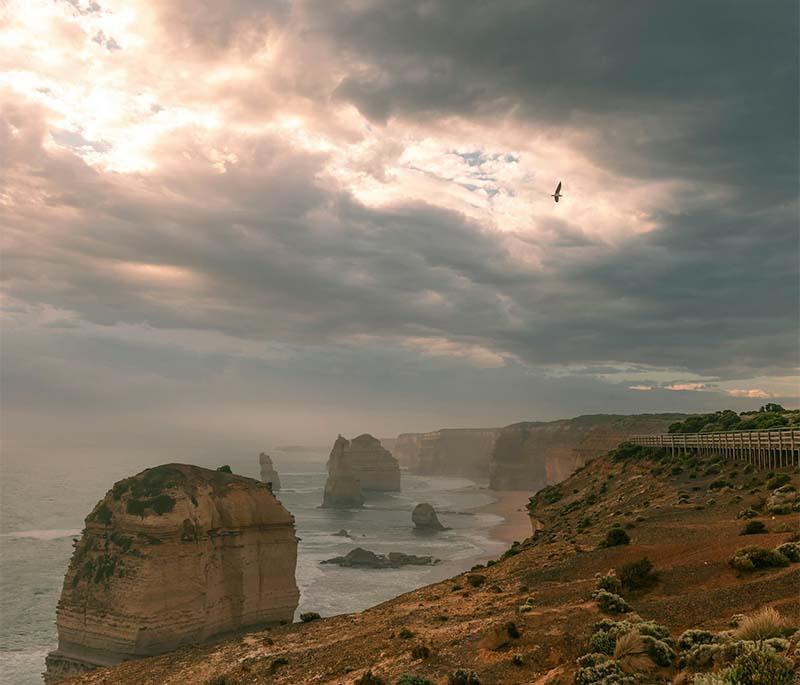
left=677, top=628, right=719, bottom=650
left=729, top=546, right=790, bottom=572
left=767, top=473, right=791, bottom=490
left=775, top=542, right=800, bottom=562
left=505, top=621, right=521, bottom=639
left=618, top=557, right=657, bottom=592
left=599, top=527, right=630, bottom=548
left=574, top=658, right=636, bottom=684
left=740, top=520, right=767, bottom=535
left=355, top=671, right=385, bottom=685
left=726, top=648, right=794, bottom=684
left=398, top=627, right=415, bottom=639
left=737, top=508, right=758, bottom=519
left=592, top=589, right=632, bottom=614
left=708, top=480, right=732, bottom=490
left=467, top=574, right=486, bottom=587
left=410, top=644, right=430, bottom=660
left=205, top=677, right=238, bottom=685
left=300, top=612, right=320, bottom=623
left=596, top=573, right=622, bottom=594
left=613, top=631, right=654, bottom=673
left=216, top=465, right=232, bottom=473
left=447, top=669, right=480, bottom=685
left=396, top=676, right=434, bottom=685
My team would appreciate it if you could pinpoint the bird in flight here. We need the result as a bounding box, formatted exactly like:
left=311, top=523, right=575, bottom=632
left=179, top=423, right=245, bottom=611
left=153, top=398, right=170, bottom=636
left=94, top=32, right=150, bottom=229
left=551, top=181, right=564, bottom=203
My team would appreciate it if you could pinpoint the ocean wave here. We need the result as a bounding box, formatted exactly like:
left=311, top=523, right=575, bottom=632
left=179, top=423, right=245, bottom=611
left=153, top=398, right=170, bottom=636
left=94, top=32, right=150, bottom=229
left=3, top=529, right=81, bottom=541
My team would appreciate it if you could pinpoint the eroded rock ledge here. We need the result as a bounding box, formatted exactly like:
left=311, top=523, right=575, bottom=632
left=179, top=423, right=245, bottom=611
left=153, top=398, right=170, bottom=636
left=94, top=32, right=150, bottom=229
left=44, top=463, right=299, bottom=684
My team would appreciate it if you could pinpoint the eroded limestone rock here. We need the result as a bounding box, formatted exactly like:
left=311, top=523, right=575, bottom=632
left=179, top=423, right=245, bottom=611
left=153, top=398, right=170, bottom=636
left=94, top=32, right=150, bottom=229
left=44, top=464, right=299, bottom=684
left=321, top=436, right=365, bottom=508
left=259, top=452, right=281, bottom=490
left=320, top=547, right=438, bottom=568
left=412, top=502, right=446, bottom=531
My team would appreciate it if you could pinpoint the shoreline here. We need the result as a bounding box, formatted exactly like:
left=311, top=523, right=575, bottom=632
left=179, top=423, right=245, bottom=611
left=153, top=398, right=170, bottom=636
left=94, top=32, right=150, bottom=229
left=479, top=489, right=533, bottom=545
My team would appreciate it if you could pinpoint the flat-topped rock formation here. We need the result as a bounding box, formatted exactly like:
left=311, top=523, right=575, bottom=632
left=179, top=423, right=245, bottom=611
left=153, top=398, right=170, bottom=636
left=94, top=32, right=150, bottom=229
left=340, top=433, right=401, bottom=491
left=44, top=464, right=299, bottom=684
left=489, top=413, right=684, bottom=490
left=258, top=452, right=281, bottom=490
left=321, top=436, right=365, bottom=508
left=412, top=502, right=446, bottom=531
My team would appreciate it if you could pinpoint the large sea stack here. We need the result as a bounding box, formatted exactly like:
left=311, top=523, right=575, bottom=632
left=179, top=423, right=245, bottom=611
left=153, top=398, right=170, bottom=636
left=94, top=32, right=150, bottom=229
left=44, top=464, right=299, bottom=684
left=342, top=433, right=401, bottom=491
left=259, top=452, right=281, bottom=490
left=321, top=436, right=365, bottom=508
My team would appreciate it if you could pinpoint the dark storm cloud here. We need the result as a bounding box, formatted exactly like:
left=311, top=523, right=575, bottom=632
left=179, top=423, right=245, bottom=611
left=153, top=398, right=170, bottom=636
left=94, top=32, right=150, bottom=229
left=2, top=91, right=796, bottom=382
left=322, top=0, right=797, bottom=203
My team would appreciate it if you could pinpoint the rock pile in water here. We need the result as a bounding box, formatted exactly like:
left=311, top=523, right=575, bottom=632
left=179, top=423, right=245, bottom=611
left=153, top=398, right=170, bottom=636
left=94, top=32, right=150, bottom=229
left=321, top=547, right=438, bottom=568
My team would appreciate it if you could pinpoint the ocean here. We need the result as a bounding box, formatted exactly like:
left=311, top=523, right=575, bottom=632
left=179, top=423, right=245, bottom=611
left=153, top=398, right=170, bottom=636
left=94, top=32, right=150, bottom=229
left=0, top=449, right=509, bottom=685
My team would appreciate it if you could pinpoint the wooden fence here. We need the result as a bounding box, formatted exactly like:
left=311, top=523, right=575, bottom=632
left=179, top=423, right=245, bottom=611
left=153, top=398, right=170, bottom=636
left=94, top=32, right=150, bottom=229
left=625, top=427, right=800, bottom=469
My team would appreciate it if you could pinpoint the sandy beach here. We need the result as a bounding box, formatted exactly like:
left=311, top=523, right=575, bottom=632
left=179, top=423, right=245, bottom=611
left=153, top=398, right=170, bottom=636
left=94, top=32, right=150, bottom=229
left=480, top=490, right=533, bottom=545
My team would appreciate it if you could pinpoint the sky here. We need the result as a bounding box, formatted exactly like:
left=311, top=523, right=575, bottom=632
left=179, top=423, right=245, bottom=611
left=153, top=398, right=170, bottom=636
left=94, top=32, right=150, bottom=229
left=1, top=0, right=798, bottom=456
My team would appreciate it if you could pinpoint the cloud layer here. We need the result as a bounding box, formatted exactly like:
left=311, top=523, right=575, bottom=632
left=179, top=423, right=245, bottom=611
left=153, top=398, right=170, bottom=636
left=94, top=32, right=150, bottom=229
left=1, top=0, right=798, bottom=452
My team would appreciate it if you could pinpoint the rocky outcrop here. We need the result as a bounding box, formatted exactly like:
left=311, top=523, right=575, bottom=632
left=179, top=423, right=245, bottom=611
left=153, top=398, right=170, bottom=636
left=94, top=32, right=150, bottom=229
left=321, top=436, right=365, bottom=508
left=340, top=434, right=401, bottom=491
left=489, top=414, right=684, bottom=490
left=44, top=464, right=299, bottom=684
left=320, top=547, right=438, bottom=568
left=259, top=452, right=281, bottom=490
left=395, top=428, right=500, bottom=476
left=412, top=503, right=446, bottom=531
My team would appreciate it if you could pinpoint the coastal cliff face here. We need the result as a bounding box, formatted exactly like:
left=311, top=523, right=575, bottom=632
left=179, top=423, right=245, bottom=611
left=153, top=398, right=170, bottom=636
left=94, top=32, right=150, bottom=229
left=321, top=436, right=365, bottom=508
left=394, top=429, right=500, bottom=476
left=489, top=414, right=683, bottom=490
left=44, top=464, right=299, bottom=684
left=259, top=452, right=281, bottom=490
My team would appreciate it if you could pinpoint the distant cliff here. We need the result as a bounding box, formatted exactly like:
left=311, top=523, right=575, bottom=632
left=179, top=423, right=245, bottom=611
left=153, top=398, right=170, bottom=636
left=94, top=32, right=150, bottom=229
left=44, top=464, right=299, bottom=684
left=394, top=428, right=500, bottom=476
left=489, top=414, right=684, bottom=490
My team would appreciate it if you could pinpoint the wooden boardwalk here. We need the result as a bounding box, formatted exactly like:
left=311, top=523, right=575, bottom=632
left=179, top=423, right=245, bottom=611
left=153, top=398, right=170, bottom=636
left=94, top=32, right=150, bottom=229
left=626, top=427, right=800, bottom=469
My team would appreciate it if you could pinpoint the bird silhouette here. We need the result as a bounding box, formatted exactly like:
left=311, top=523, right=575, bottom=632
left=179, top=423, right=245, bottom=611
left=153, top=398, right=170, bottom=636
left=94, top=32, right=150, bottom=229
left=551, top=181, right=564, bottom=203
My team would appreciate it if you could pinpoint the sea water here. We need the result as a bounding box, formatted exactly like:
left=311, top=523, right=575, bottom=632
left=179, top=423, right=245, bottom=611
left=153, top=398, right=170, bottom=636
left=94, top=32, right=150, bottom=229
left=0, top=449, right=508, bottom=684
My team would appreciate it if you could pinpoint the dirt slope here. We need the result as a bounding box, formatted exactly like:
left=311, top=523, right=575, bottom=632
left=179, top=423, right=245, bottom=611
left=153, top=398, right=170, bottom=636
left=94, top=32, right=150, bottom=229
left=63, top=450, right=799, bottom=685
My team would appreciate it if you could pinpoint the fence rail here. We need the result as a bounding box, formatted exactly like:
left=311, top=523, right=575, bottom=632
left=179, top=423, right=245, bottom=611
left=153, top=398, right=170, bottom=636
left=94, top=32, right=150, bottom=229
left=625, top=428, right=800, bottom=469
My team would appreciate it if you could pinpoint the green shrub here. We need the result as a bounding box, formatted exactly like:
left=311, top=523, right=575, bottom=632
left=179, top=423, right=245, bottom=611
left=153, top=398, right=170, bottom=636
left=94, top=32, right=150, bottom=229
left=355, top=671, right=385, bottom=685
left=410, top=644, right=430, bottom=659
left=610, top=443, right=667, bottom=463
left=767, top=474, right=792, bottom=489
left=740, top=520, right=767, bottom=535
left=729, top=546, right=790, bottom=572
left=677, top=628, right=719, bottom=650
left=737, top=508, right=758, bottom=519
left=467, top=574, right=486, bottom=587
left=300, top=612, right=321, bottom=623
left=396, top=676, right=434, bottom=685
left=447, top=669, right=480, bottom=685
left=726, top=648, right=794, bottom=684
left=91, top=503, right=113, bottom=525
left=618, top=557, right=657, bottom=591
left=640, top=634, right=675, bottom=666
left=599, top=527, right=630, bottom=548
left=708, top=480, right=732, bottom=490
left=574, top=658, right=635, bottom=684
left=398, top=627, right=415, bottom=639
left=505, top=621, right=521, bottom=639
left=591, top=590, right=632, bottom=614
left=205, top=677, right=238, bottom=685
left=126, top=494, right=176, bottom=517
left=775, top=542, right=800, bottom=562
left=596, top=573, right=622, bottom=594
left=216, top=465, right=232, bottom=473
